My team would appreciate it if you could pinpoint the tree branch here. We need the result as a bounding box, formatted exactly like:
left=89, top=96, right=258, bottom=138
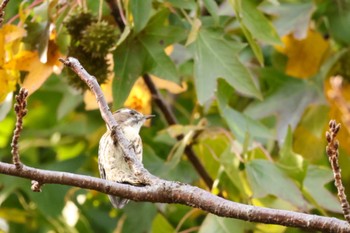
left=59, top=57, right=155, bottom=184
left=0, top=162, right=348, bottom=232
left=0, top=0, right=10, bottom=25
left=326, top=120, right=350, bottom=224
left=11, top=88, right=28, bottom=169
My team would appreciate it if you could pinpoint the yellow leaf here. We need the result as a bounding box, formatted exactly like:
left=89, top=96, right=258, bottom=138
left=2, top=24, right=26, bottom=43
left=150, top=75, right=187, bottom=94
left=123, top=77, right=152, bottom=122
left=0, top=69, right=18, bottom=102
left=276, top=29, right=329, bottom=79
left=4, top=50, right=37, bottom=71
left=21, top=41, right=63, bottom=95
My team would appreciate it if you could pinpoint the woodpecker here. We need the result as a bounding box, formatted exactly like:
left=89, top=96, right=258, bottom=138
left=98, top=108, right=154, bottom=208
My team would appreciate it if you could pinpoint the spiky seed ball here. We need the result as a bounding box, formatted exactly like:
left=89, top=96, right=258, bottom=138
left=64, top=9, right=97, bottom=40
left=80, top=21, right=118, bottom=57
left=66, top=45, right=110, bottom=91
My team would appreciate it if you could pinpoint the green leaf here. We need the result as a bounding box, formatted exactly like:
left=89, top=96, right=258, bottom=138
left=113, top=37, right=145, bottom=108
left=241, top=0, right=281, bottom=45
left=28, top=185, right=69, bottom=217
left=142, top=9, right=187, bottom=46
left=113, top=10, right=186, bottom=107
left=190, top=28, right=261, bottom=104
left=303, top=165, right=342, bottom=213
left=228, top=0, right=281, bottom=64
left=259, top=1, right=315, bottom=39
left=199, top=214, right=254, bottom=233
left=278, top=126, right=308, bottom=184
left=325, top=1, right=350, bottom=45
left=202, top=0, right=219, bottom=24
left=220, top=146, right=248, bottom=199
left=217, top=79, right=272, bottom=144
left=139, top=36, right=179, bottom=83
left=151, top=214, right=175, bottom=233
left=123, top=203, right=157, bottom=233
left=244, top=68, right=322, bottom=144
left=246, top=160, right=308, bottom=209
left=130, top=0, right=152, bottom=33
left=167, top=0, right=197, bottom=10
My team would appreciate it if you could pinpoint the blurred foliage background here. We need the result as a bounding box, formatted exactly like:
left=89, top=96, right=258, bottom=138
left=0, top=0, right=350, bottom=232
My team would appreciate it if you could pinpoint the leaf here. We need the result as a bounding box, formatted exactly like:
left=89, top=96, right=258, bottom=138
left=244, top=68, right=322, bottom=144
left=0, top=92, right=12, bottom=121
left=167, top=0, right=197, bottom=10
left=28, top=185, right=69, bottom=217
left=217, top=79, right=272, bottom=144
left=113, top=10, right=186, bottom=108
left=241, top=0, right=281, bottom=45
left=275, top=29, right=330, bottom=79
left=228, top=0, right=282, bottom=64
left=259, top=1, right=315, bottom=39
left=21, top=41, right=63, bottom=95
left=113, top=37, right=145, bottom=108
left=130, top=0, right=152, bottom=33
left=220, top=146, right=248, bottom=198
left=123, top=203, right=157, bottom=233
left=151, top=214, right=175, bottom=233
left=303, top=165, right=342, bottom=213
left=246, top=159, right=308, bottom=210
left=202, top=0, right=219, bottom=24
left=325, top=1, right=350, bottom=45
left=123, top=77, right=152, bottom=125
left=199, top=214, right=254, bottom=233
left=278, top=127, right=308, bottom=184
left=139, top=36, right=179, bottom=83
left=190, top=28, right=261, bottom=104
left=150, top=75, right=187, bottom=94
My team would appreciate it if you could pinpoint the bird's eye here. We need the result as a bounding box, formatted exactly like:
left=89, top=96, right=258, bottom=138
left=130, top=111, right=136, bottom=116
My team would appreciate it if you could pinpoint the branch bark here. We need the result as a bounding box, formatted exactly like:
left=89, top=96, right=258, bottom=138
left=0, top=162, right=348, bottom=233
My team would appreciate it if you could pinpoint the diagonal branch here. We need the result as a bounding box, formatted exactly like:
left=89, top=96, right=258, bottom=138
left=0, top=162, right=348, bottom=233
left=59, top=57, right=156, bottom=184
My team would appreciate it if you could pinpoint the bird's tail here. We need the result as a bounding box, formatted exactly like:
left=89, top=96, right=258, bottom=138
left=108, top=195, right=129, bottom=209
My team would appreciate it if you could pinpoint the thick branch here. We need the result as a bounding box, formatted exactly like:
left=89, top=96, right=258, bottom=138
left=0, top=162, right=348, bottom=233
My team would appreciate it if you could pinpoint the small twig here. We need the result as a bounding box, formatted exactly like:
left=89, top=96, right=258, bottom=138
left=326, top=119, right=350, bottom=224
left=11, top=88, right=28, bottom=169
left=0, top=0, right=10, bottom=26
left=31, top=180, right=42, bottom=192
left=59, top=57, right=156, bottom=184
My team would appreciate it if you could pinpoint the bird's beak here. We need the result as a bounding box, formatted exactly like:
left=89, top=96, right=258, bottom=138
left=144, top=114, right=156, bottom=120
